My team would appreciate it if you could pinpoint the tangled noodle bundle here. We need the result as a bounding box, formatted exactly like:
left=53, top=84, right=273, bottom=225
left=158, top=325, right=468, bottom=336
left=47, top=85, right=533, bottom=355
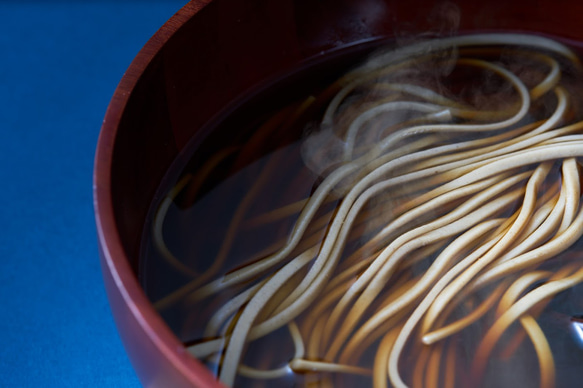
left=152, top=34, right=583, bottom=387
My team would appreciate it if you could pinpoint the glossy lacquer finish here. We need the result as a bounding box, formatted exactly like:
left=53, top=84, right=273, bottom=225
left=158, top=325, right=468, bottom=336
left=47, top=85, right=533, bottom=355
left=94, top=0, right=583, bottom=386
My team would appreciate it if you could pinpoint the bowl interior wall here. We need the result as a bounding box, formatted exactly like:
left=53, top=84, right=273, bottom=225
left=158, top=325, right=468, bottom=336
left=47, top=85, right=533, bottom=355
left=110, top=0, right=583, bottom=272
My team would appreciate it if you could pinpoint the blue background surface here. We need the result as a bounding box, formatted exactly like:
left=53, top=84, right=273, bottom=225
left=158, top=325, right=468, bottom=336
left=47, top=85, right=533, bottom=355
left=0, top=1, right=187, bottom=386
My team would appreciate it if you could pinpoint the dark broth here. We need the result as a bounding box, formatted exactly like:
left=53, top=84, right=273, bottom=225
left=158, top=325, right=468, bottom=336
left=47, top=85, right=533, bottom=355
left=140, top=37, right=583, bottom=387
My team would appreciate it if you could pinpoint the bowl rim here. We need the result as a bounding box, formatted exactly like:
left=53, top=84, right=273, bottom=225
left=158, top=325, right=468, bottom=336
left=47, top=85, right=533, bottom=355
left=93, top=1, right=221, bottom=386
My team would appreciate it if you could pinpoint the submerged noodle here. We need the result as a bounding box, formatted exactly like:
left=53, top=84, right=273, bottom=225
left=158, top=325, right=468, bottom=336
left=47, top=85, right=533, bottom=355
left=147, top=34, right=583, bottom=388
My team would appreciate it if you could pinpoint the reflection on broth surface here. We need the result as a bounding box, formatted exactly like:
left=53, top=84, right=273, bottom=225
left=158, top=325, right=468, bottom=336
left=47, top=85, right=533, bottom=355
left=140, top=34, right=583, bottom=387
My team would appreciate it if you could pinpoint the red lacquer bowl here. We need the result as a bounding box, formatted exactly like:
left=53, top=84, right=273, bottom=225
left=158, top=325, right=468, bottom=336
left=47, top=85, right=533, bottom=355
left=93, top=1, right=583, bottom=386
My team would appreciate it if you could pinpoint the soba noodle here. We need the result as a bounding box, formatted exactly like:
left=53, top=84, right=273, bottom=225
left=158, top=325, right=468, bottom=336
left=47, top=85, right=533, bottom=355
left=148, top=33, right=583, bottom=387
